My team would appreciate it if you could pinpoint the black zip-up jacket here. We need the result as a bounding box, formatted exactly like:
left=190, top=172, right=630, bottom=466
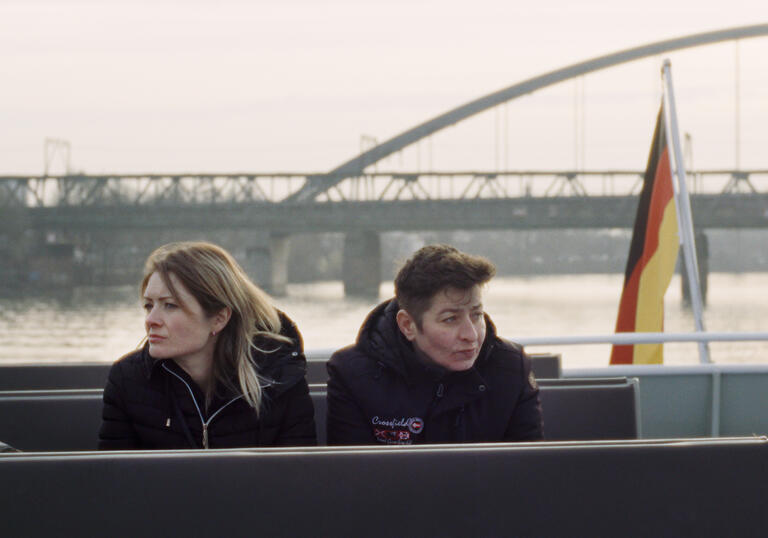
left=98, top=314, right=316, bottom=449
left=327, top=300, right=543, bottom=445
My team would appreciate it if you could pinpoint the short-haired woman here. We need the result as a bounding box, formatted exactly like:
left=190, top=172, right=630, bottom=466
left=98, top=241, right=316, bottom=449
left=326, top=244, right=542, bottom=445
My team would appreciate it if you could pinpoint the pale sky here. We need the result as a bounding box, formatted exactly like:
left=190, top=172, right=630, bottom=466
left=2, top=0, right=767, bottom=175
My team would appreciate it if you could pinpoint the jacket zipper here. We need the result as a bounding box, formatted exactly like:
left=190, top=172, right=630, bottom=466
left=162, top=363, right=243, bottom=449
left=418, top=382, right=445, bottom=441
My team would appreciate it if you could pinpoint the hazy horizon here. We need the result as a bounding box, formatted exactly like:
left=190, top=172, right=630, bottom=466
left=3, top=1, right=767, bottom=176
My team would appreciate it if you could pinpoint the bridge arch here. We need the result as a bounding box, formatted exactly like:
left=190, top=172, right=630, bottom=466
left=288, top=23, right=768, bottom=202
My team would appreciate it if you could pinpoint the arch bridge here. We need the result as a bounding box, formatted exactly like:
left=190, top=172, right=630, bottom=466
left=3, top=24, right=768, bottom=297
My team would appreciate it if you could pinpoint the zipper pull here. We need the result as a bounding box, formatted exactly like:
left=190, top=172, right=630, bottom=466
left=454, top=406, right=465, bottom=428
left=436, top=383, right=445, bottom=398
left=202, top=423, right=209, bottom=449
left=165, top=418, right=171, bottom=428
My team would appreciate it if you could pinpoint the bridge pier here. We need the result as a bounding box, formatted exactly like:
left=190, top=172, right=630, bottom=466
left=269, top=234, right=291, bottom=297
left=342, top=231, right=381, bottom=299
left=682, top=231, right=709, bottom=307
left=244, top=234, right=291, bottom=297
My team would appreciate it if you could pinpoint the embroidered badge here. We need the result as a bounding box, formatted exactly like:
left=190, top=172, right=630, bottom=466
left=407, top=417, right=424, bottom=434
left=371, top=416, right=424, bottom=445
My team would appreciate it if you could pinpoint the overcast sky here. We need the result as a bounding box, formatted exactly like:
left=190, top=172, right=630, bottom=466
left=2, top=0, right=767, bottom=175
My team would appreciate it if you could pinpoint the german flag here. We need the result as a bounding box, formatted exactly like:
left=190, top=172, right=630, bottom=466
left=610, top=106, right=679, bottom=365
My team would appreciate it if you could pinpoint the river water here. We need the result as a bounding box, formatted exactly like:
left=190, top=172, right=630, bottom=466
left=1, top=273, right=766, bottom=368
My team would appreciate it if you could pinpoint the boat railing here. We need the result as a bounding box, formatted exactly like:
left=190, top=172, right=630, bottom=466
left=513, top=330, right=768, bottom=347
left=507, top=330, right=768, bottom=438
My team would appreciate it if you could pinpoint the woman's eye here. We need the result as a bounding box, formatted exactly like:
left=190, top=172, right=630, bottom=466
left=442, top=316, right=456, bottom=323
left=472, top=312, right=484, bottom=320
left=143, top=303, right=152, bottom=311
left=164, top=303, right=178, bottom=310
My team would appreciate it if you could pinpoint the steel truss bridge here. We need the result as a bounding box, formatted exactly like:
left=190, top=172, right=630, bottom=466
left=4, top=24, right=768, bottom=234
left=3, top=24, right=768, bottom=295
left=1, top=170, right=767, bottom=232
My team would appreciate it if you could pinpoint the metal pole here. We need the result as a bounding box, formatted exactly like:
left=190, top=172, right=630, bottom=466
left=734, top=40, right=741, bottom=169
left=515, top=331, right=768, bottom=347
left=503, top=103, right=509, bottom=173
left=661, top=60, right=710, bottom=364
left=710, top=371, right=721, bottom=436
left=580, top=77, right=586, bottom=172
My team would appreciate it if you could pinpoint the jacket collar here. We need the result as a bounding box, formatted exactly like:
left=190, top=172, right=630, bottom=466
left=139, top=310, right=307, bottom=398
left=140, top=342, right=163, bottom=380
left=357, top=298, right=498, bottom=386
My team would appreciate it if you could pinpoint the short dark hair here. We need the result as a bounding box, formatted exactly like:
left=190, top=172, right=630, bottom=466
left=394, top=244, right=496, bottom=327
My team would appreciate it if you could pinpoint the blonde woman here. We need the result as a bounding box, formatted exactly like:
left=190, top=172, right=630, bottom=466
left=98, top=241, right=316, bottom=449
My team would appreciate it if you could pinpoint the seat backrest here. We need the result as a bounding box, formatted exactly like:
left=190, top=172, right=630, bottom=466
left=539, top=379, right=639, bottom=440
left=312, top=380, right=638, bottom=443
left=0, top=351, right=561, bottom=392
left=306, top=360, right=328, bottom=384
left=0, top=390, right=103, bottom=451
left=306, top=353, right=562, bottom=384
left=528, top=353, right=562, bottom=378
left=2, top=438, right=766, bottom=537
left=0, top=364, right=111, bottom=391
left=0, top=379, right=637, bottom=451
left=311, top=391, right=327, bottom=445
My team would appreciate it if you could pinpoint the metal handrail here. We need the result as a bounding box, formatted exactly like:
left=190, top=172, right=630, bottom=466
left=515, top=331, right=768, bottom=347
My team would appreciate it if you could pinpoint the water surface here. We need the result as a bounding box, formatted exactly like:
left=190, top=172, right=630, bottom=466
left=1, top=273, right=765, bottom=368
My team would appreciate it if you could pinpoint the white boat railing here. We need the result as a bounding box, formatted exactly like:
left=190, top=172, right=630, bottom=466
left=306, top=332, right=768, bottom=363
left=506, top=331, right=768, bottom=439
left=514, top=331, right=768, bottom=347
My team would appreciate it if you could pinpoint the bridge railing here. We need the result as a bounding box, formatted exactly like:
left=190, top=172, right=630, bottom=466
left=1, top=170, right=767, bottom=207
left=0, top=173, right=312, bottom=208
left=320, top=170, right=768, bottom=202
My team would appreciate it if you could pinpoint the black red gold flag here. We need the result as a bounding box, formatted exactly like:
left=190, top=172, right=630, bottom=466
left=610, top=106, right=679, bottom=365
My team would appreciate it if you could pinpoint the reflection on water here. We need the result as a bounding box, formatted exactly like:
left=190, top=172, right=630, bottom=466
left=1, top=274, right=766, bottom=368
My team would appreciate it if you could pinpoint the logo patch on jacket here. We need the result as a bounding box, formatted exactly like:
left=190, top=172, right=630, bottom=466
left=371, top=416, right=424, bottom=445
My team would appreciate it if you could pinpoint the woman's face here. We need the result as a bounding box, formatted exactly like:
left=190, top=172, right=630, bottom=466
left=142, top=271, right=222, bottom=365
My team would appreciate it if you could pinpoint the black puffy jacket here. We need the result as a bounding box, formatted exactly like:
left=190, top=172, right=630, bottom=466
left=327, top=300, right=543, bottom=445
left=98, top=314, right=316, bottom=449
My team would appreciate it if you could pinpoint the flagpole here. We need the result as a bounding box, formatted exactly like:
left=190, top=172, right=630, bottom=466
left=661, top=60, right=710, bottom=364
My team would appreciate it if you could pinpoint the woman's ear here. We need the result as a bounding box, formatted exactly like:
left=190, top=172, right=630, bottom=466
left=396, top=309, right=417, bottom=341
left=212, top=307, right=232, bottom=334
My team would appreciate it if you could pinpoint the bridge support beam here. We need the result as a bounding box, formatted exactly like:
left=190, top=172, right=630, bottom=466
left=682, top=231, right=709, bottom=307
left=342, top=231, right=381, bottom=299
left=245, top=234, right=291, bottom=297
left=269, top=234, right=291, bottom=297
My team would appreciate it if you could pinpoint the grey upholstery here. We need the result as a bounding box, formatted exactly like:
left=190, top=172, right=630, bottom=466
left=307, top=353, right=561, bottom=384
left=0, top=438, right=766, bottom=537
left=0, top=353, right=561, bottom=391
left=0, top=390, right=102, bottom=452
left=0, top=364, right=111, bottom=391
left=539, top=378, right=639, bottom=440
left=0, top=379, right=637, bottom=451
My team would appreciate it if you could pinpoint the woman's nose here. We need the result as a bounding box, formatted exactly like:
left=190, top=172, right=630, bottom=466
left=145, top=307, right=161, bottom=326
left=459, top=318, right=478, bottom=340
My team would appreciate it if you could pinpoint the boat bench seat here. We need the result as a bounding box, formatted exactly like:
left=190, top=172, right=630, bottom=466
left=0, top=437, right=766, bottom=537
left=0, top=354, right=564, bottom=390
left=0, top=364, right=112, bottom=391
left=0, top=378, right=637, bottom=451
left=307, top=353, right=562, bottom=384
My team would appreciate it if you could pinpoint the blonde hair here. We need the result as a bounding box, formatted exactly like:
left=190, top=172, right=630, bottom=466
left=141, top=241, right=290, bottom=413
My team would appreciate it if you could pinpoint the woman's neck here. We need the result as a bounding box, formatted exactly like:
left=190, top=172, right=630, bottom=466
left=173, top=355, right=215, bottom=397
